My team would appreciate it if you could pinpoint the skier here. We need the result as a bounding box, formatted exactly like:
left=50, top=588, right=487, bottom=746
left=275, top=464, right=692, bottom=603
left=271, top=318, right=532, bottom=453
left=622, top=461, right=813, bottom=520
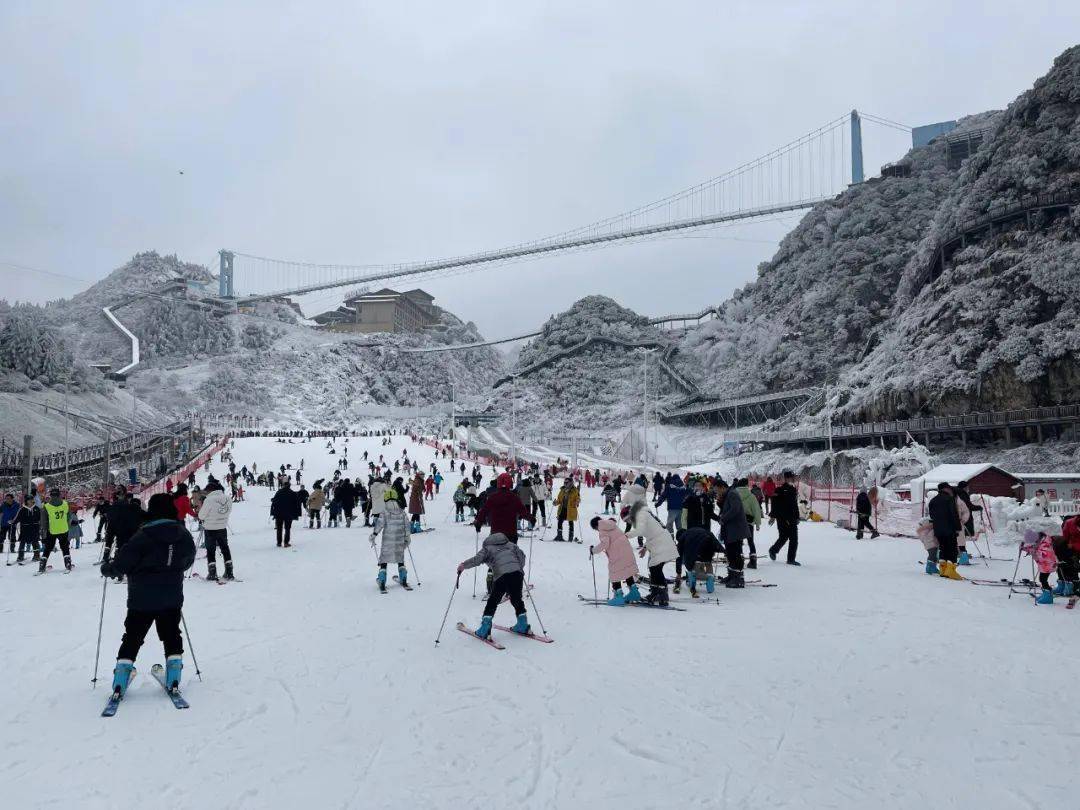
left=678, top=526, right=721, bottom=597
left=457, top=532, right=531, bottom=639
left=734, top=478, right=763, bottom=569
left=197, top=478, right=234, bottom=580
left=589, top=516, right=642, bottom=605
left=100, top=493, right=196, bottom=699
left=553, top=478, right=580, bottom=542
left=953, top=481, right=982, bottom=566
left=514, top=476, right=535, bottom=533
left=530, top=474, right=549, bottom=527
left=767, top=471, right=801, bottom=566
left=103, top=491, right=145, bottom=565
left=306, top=482, right=325, bottom=528
left=655, top=474, right=687, bottom=536
left=714, top=478, right=750, bottom=588
left=270, top=480, right=302, bottom=548
left=623, top=501, right=677, bottom=606
left=40, top=488, right=73, bottom=572
left=601, top=481, right=618, bottom=515
left=336, top=478, right=357, bottom=528
left=369, top=474, right=389, bottom=531
left=14, top=491, right=41, bottom=563
left=92, top=494, right=109, bottom=542
left=371, top=490, right=411, bottom=592
left=1, top=492, right=19, bottom=553
left=474, top=473, right=533, bottom=542
left=408, top=472, right=426, bottom=532
left=433, top=470, right=443, bottom=494
left=452, top=481, right=469, bottom=522
left=761, top=476, right=776, bottom=516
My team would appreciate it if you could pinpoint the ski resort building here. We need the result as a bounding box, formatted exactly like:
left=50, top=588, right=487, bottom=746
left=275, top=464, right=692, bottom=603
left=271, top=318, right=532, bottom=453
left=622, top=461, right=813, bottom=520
left=315, top=288, right=439, bottom=333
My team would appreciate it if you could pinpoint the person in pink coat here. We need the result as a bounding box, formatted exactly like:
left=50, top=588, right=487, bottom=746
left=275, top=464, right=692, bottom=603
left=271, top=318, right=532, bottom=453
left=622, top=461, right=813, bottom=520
left=1031, top=529, right=1059, bottom=604
left=589, top=516, right=642, bottom=605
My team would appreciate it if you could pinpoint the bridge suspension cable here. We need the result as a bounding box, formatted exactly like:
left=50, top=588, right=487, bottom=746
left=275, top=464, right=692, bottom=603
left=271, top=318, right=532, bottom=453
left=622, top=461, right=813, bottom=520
left=229, top=111, right=887, bottom=303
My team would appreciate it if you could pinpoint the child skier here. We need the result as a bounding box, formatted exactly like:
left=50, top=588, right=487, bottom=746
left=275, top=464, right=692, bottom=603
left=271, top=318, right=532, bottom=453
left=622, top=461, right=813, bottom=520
left=100, top=493, right=196, bottom=699
left=371, top=490, right=411, bottom=592
left=601, top=482, right=618, bottom=515
left=589, top=516, right=642, bottom=605
left=327, top=497, right=343, bottom=527
left=1032, top=529, right=1059, bottom=604
left=453, top=482, right=469, bottom=522
left=457, top=532, right=530, bottom=638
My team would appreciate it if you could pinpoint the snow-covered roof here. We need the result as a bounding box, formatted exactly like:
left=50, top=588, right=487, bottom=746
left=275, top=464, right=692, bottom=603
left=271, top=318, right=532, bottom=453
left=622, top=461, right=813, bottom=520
left=907, top=463, right=998, bottom=486
left=1015, top=473, right=1080, bottom=481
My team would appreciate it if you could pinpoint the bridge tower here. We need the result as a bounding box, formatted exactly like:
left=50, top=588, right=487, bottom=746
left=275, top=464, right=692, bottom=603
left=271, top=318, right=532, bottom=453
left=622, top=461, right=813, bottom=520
left=218, top=250, right=235, bottom=298
left=850, top=110, right=864, bottom=184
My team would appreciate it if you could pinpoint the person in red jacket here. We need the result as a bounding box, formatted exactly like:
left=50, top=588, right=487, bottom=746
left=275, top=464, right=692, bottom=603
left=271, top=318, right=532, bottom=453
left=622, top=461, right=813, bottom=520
left=173, top=484, right=197, bottom=524
left=1051, top=515, right=1080, bottom=596
left=761, top=476, right=777, bottom=516
left=474, top=473, right=533, bottom=542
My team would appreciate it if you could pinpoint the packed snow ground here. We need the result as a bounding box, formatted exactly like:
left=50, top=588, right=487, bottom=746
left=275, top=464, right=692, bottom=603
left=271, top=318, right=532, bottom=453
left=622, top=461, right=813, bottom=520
left=4, top=434, right=1078, bottom=809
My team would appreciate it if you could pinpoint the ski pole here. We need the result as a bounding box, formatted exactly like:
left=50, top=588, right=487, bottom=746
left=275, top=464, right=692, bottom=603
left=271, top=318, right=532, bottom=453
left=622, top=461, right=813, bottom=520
left=590, top=549, right=598, bottom=607
left=472, top=530, right=479, bottom=598
left=91, top=577, right=108, bottom=688
left=407, top=544, right=421, bottom=586
left=435, top=573, right=460, bottom=646
left=180, top=611, right=203, bottom=682
left=525, top=579, right=548, bottom=636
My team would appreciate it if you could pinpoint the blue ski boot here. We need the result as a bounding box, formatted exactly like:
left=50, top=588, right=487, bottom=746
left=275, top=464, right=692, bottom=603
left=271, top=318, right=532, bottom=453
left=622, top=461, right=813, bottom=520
left=1053, top=580, right=1067, bottom=596
left=687, top=571, right=697, bottom=593
left=624, top=583, right=643, bottom=603
left=377, top=569, right=387, bottom=589
left=705, top=574, right=716, bottom=594
left=1065, top=581, right=1076, bottom=597
left=111, top=659, right=135, bottom=697
left=1036, top=588, right=1054, bottom=605
left=958, top=551, right=971, bottom=566
left=512, top=613, right=531, bottom=635
left=410, top=520, right=422, bottom=533
left=476, top=616, right=493, bottom=639
left=165, top=655, right=183, bottom=691
left=607, top=588, right=627, bottom=606
left=925, top=559, right=939, bottom=575
left=397, top=565, right=408, bottom=586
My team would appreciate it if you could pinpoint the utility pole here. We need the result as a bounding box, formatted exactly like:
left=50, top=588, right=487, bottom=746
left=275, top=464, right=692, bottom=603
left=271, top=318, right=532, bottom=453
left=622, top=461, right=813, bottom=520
left=130, top=390, right=137, bottom=484
left=450, top=383, right=456, bottom=448
left=103, top=428, right=112, bottom=492
left=63, top=378, right=70, bottom=488
left=510, top=375, right=517, bottom=469
left=642, top=351, right=649, bottom=465
left=21, top=434, right=32, bottom=497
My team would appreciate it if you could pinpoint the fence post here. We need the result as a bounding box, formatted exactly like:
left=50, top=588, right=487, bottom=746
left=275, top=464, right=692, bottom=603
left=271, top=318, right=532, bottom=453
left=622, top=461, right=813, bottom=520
left=21, top=434, right=32, bottom=496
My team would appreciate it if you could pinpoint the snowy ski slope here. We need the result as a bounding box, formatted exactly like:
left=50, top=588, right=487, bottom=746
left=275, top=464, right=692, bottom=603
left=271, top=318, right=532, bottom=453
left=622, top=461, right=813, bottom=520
left=3, top=434, right=1076, bottom=809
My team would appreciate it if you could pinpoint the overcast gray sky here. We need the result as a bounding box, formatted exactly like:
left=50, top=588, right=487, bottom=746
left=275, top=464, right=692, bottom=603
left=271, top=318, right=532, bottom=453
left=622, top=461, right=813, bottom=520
left=2, top=2, right=1077, bottom=338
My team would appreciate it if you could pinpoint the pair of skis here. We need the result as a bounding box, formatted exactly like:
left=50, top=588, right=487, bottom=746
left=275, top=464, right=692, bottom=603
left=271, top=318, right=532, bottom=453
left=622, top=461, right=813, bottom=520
left=191, top=572, right=243, bottom=585
left=379, top=575, right=413, bottom=593
left=101, top=664, right=189, bottom=717
left=577, top=594, right=687, bottom=611
left=455, top=622, right=554, bottom=649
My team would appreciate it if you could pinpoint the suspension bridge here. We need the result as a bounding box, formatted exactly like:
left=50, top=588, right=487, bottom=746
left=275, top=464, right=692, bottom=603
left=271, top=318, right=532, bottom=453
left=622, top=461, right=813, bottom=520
left=220, top=110, right=911, bottom=303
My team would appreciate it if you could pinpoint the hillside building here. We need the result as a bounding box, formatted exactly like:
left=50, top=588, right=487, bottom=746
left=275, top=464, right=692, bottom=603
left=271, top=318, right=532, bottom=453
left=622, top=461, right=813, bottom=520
left=314, top=288, right=439, bottom=333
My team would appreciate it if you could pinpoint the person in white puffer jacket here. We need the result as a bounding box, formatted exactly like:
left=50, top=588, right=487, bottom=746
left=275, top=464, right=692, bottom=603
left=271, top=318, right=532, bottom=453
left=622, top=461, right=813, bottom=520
left=368, top=475, right=390, bottom=531
left=623, top=500, right=677, bottom=606
left=197, top=480, right=234, bottom=581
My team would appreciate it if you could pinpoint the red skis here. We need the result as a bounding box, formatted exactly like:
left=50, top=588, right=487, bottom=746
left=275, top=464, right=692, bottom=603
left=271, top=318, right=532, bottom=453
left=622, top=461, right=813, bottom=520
left=456, top=622, right=505, bottom=650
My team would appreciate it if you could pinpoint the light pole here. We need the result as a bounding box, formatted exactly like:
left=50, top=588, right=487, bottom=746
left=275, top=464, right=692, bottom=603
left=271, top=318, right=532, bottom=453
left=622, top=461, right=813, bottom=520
left=510, top=375, right=517, bottom=469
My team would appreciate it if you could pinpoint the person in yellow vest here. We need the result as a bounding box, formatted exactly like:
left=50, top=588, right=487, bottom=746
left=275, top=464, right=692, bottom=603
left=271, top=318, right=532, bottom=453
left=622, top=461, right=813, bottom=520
left=40, top=488, right=72, bottom=573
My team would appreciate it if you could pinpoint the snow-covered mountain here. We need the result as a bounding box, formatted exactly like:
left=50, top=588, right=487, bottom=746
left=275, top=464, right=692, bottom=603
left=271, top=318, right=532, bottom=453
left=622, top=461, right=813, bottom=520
left=0, top=252, right=506, bottom=436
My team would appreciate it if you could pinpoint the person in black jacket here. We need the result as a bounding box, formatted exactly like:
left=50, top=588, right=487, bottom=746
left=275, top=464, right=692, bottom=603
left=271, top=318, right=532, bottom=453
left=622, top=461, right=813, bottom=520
left=15, top=492, right=41, bottom=563
left=677, top=526, right=721, bottom=597
left=92, top=495, right=109, bottom=542
left=270, top=481, right=302, bottom=547
left=677, top=479, right=718, bottom=591
left=928, top=483, right=963, bottom=580
left=854, top=488, right=878, bottom=540
left=954, top=480, right=982, bottom=565
left=334, top=479, right=357, bottom=528
left=768, top=471, right=801, bottom=565
left=715, top=478, right=750, bottom=587
left=103, top=492, right=146, bottom=564
left=100, top=493, right=196, bottom=697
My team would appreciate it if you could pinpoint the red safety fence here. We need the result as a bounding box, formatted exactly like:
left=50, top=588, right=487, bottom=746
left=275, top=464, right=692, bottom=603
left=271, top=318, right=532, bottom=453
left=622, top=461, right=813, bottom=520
left=135, top=435, right=231, bottom=500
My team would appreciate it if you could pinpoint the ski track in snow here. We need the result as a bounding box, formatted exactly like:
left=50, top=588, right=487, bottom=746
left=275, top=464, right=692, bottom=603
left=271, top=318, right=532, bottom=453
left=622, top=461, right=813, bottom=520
left=4, top=434, right=1079, bottom=809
